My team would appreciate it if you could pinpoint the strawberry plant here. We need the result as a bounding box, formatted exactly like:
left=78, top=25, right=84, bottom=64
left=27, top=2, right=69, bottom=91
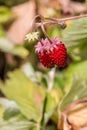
left=0, top=6, right=87, bottom=130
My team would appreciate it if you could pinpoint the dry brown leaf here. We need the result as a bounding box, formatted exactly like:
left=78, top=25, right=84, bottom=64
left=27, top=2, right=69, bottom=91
left=47, top=0, right=61, bottom=10
left=63, top=116, right=71, bottom=130
left=68, top=105, right=87, bottom=128
left=58, top=0, right=70, bottom=8
left=81, top=127, right=87, bottom=130
left=70, top=1, right=87, bottom=14
left=38, top=0, right=61, bottom=17
left=7, top=1, right=36, bottom=44
left=58, top=112, right=64, bottom=130
left=58, top=0, right=87, bottom=14
left=58, top=112, right=72, bottom=130
left=39, top=0, right=61, bottom=10
left=58, top=105, right=87, bottom=130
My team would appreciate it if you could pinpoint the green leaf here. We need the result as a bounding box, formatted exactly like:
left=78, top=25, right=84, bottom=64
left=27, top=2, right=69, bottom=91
left=43, top=93, right=57, bottom=124
left=0, top=38, right=28, bottom=58
left=62, top=18, right=87, bottom=47
left=64, top=60, right=87, bottom=91
left=54, top=73, right=65, bottom=91
left=62, top=18, right=87, bottom=60
left=0, top=118, right=35, bottom=130
left=3, top=108, right=20, bottom=120
left=0, top=98, right=22, bottom=120
left=59, top=77, right=87, bottom=111
left=21, top=63, right=39, bottom=83
left=0, top=98, right=18, bottom=110
left=46, top=125, right=56, bottom=130
left=43, top=87, right=63, bottom=124
left=0, top=70, right=46, bottom=122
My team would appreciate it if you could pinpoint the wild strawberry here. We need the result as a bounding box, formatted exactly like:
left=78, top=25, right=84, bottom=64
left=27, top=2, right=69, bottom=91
left=35, top=37, right=67, bottom=68
left=49, top=41, right=67, bottom=67
left=38, top=51, right=54, bottom=68
left=35, top=38, right=54, bottom=68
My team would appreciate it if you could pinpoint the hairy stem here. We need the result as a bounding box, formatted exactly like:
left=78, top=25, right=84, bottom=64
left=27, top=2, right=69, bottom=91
left=35, top=14, right=87, bottom=27
left=48, top=66, right=56, bottom=91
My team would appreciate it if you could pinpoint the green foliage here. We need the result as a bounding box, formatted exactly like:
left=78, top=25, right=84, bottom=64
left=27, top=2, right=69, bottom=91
left=43, top=94, right=57, bottom=124
left=1, top=1, right=87, bottom=129
left=0, top=70, right=46, bottom=122
left=0, top=6, right=29, bottom=58
left=0, top=38, right=28, bottom=58
left=0, top=26, right=5, bottom=37
left=64, top=60, right=87, bottom=90
left=0, top=0, right=29, bottom=7
left=85, top=0, right=87, bottom=5
left=0, top=118, right=34, bottom=130
left=21, top=63, right=40, bottom=83
left=59, top=77, right=87, bottom=111
left=62, top=18, right=87, bottom=61
left=54, top=73, right=64, bottom=91
left=3, top=108, right=20, bottom=120
left=0, top=98, right=35, bottom=130
left=62, top=18, right=87, bottom=47
left=48, top=26, right=61, bottom=38
left=0, top=6, right=14, bottom=24
left=0, top=68, right=63, bottom=128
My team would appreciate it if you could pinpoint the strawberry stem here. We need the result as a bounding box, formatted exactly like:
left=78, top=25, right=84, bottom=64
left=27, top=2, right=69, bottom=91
left=41, top=23, right=53, bottom=44
left=35, top=14, right=87, bottom=27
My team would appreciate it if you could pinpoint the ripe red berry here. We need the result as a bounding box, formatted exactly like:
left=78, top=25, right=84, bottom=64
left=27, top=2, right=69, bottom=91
left=38, top=51, right=54, bottom=68
left=35, top=37, right=67, bottom=68
left=35, top=38, right=54, bottom=68
left=49, top=42, right=67, bottom=67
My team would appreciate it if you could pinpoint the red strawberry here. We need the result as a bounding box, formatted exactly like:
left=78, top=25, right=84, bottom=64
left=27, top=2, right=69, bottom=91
left=35, top=37, right=67, bottom=68
left=35, top=38, right=54, bottom=68
left=50, top=42, right=67, bottom=67
left=38, top=51, right=54, bottom=68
